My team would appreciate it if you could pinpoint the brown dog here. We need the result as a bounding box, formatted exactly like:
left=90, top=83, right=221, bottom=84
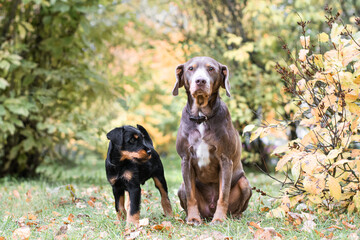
left=172, top=56, right=252, bottom=225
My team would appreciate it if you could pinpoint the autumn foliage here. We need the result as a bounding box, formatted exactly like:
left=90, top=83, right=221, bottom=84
left=247, top=11, right=360, bottom=213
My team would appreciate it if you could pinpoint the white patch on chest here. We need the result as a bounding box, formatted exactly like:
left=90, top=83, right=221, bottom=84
left=196, top=123, right=210, bottom=168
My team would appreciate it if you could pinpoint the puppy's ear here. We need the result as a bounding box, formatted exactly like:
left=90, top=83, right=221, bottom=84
left=172, top=64, right=184, bottom=96
left=106, top=127, right=124, bottom=147
left=220, top=64, right=231, bottom=97
left=136, top=124, right=153, bottom=146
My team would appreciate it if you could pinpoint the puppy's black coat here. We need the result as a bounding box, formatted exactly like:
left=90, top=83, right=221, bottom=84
left=105, top=124, right=172, bottom=225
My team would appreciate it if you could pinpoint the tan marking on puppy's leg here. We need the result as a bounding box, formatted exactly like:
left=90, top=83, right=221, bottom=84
left=126, top=211, right=140, bottom=228
left=122, top=170, right=133, bottom=181
left=125, top=191, right=130, bottom=212
left=109, top=177, right=117, bottom=185
left=117, top=195, right=126, bottom=220
left=153, top=177, right=172, bottom=216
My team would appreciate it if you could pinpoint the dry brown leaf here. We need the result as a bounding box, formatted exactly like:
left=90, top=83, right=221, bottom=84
left=28, top=213, right=37, bottom=220
left=348, top=232, right=360, bottom=240
left=328, top=225, right=342, bottom=230
left=342, top=220, right=357, bottom=230
left=248, top=221, right=262, bottom=229
left=301, top=220, right=316, bottom=233
left=37, top=225, right=49, bottom=232
left=139, top=218, right=149, bottom=227
left=0, top=236, right=5, bottom=240
left=53, top=211, right=61, bottom=217
left=260, top=207, right=270, bottom=212
left=87, top=200, right=95, bottom=207
left=125, top=231, right=140, bottom=240
left=13, top=190, right=20, bottom=199
left=68, top=213, right=75, bottom=223
left=151, top=224, right=164, bottom=231
left=12, top=226, right=31, bottom=240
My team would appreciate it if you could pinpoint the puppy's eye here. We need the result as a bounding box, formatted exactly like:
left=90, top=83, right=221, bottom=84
left=188, top=66, right=193, bottom=71
left=208, top=67, right=214, bottom=72
left=129, top=138, right=136, bottom=144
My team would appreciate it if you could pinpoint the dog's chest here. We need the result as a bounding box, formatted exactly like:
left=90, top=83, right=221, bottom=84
left=195, top=123, right=210, bottom=168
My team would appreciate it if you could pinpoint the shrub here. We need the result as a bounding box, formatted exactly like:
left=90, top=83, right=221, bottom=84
left=246, top=10, right=360, bottom=213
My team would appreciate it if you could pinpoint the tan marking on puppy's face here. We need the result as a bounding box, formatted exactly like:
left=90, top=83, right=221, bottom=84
left=120, top=150, right=150, bottom=161
left=134, top=134, right=139, bottom=139
left=122, top=170, right=133, bottom=181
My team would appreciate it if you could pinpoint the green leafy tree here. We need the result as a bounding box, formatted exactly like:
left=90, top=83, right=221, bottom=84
left=0, top=0, right=125, bottom=177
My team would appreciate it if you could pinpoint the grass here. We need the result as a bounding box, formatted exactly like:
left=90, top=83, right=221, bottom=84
left=0, top=153, right=359, bottom=239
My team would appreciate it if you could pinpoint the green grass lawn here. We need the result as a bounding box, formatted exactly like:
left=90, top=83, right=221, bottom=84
left=0, top=153, right=359, bottom=239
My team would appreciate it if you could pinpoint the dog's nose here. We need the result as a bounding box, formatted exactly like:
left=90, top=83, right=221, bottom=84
left=146, top=149, right=152, bottom=155
left=195, top=79, right=206, bottom=85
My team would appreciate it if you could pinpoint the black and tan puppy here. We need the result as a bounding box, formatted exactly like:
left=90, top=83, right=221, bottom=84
left=105, top=125, right=172, bottom=226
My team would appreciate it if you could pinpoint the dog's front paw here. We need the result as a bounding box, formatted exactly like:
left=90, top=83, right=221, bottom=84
left=211, top=210, right=226, bottom=225
left=186, top=216, right=202, bottom=226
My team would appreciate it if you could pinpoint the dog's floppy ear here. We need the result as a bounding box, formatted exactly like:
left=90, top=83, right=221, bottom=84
left=106, top=127, right=124, bottom=147
left=220, top=64, right=231, bottom=97
left=136, top=124, right=153, bottom=146
left=172, top=64, right=184, bottom=96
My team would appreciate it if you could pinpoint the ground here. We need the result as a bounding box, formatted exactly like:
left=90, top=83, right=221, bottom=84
left=0, top=153, right=359, bottom=239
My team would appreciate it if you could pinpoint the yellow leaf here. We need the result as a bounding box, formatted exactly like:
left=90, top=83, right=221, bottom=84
left=328, top=175, right=342, bottom=201
left=353, top=192, right=360, bottom=211
left=313, top=54, right=324, bottom=68
left=327, top=148, right=343, bottom=160
left=354, top=75, right=360, bottom=84
left=292, top=161, right=301, bottom=183
left=318, top=32, right=329, bottom=42
left=272, top=144, right=289, bottom=155
left=347, top=202, right=355, bottom=213
left=299, top=49, right=309, bottom=62
left=267, top=207, right=285, bottom=218
left=308, top=194, right=322, bottom=204
left=250, top=127, right=263, bottom=142
left=348, top=103, right=360, bottom=116
left=300, top=36, right=310, bottom=48
left=242, top=124, right=256, bottom=135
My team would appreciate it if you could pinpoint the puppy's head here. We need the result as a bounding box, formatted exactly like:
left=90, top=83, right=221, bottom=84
left=106, top=125, right=152, bottom=162
left=172, top=56, right=230, bottom=107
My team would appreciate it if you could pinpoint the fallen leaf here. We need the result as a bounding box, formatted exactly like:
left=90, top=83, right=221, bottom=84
left=328, top=225, right=342, bottom=230
left=348, top=232, right=360, bottom=240
left=125, top=231, right=140, bottom=240
left=342, top=220, right=356, bottom=230
left=37, top=225, right=49, bottom=232
left=12, top=226, right=31, bottom=240
left=68, top=213, right=74, bottom=222
left=53, top=211, right=61, bottom=217
left=88, top=200, right=95, bottom=207
left=301, top=220, right=316, bottom=233
left=139, top=218, right=149, bottom=227
left=13, top=190, right=20, bottom=199
left=248, top=221, right=262, bottom=229
left=28, top=213, right=37, bottom=220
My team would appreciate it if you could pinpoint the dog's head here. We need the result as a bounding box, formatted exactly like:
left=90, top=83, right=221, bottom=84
left=106, top=125, right=153, bottom=162
left=172, top=56, right=230, bottom=107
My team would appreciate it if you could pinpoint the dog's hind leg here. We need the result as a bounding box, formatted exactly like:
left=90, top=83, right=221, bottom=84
left=113, top=187, right=126, bottom=220
left=228, top=174, right=252, bottom=218
left=153, top=175, right=173, bottom=217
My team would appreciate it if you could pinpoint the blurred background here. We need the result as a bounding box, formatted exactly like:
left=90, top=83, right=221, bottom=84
left=1, top=0, right=359, bottom=177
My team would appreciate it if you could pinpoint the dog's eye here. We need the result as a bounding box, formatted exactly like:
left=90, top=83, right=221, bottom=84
left=188, top=66, right=193, bottom=71
left=208, top=67, right=214, bottom=72
left=129, top=138, right=136, bottom=144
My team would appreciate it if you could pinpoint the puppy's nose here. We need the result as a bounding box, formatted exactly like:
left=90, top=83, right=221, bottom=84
left=195, top=79, right=206, bottom=86
left=146, top=149, right=152, bottom=155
